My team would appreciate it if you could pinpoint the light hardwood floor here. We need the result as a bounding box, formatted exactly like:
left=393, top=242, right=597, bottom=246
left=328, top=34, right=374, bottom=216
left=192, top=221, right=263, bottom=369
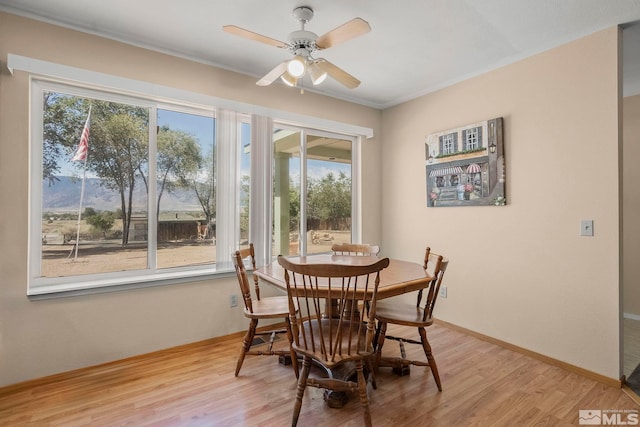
left=625, top=318, right=640, bottom=378
left=1, top=323, right=638, bottom=426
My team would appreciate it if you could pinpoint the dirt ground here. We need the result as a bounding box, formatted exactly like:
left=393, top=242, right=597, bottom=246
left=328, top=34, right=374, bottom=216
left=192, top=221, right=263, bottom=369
left=42, top=241, right=215, bottom=277
left=40, top=230, right=351, bottom=277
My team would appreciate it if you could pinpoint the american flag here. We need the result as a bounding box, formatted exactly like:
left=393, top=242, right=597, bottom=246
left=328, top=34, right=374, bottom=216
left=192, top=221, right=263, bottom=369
left=71, top=109, right=91, bottom=162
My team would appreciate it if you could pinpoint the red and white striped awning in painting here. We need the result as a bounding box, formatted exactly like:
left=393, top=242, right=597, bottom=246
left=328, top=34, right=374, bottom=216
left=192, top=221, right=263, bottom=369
left=428, top=166, right=463, bottom=176
left=467, top=163, right=481, bottom=173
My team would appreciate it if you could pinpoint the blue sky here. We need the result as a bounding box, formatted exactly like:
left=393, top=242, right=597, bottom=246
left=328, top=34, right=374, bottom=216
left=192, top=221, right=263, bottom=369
left=62, top=108, right=349, bottom=180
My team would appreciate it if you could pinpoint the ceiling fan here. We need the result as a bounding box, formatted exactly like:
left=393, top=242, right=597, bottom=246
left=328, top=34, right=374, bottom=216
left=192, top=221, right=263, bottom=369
left=223, top=6, right=371, bottom=90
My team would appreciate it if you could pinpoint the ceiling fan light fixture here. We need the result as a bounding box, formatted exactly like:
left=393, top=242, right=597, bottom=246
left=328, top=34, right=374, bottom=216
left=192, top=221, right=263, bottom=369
left=280, top=73, right=298, bottom=87
left=308, top=62, right=328, bottom=85
left=224, top=7, right=370, bottom=91
left=287, top=56, right=306, bottom=78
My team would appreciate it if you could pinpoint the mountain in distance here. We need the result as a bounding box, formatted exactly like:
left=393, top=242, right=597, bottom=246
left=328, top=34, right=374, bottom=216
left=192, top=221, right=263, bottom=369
left=42, top=176, right=203, bottom=213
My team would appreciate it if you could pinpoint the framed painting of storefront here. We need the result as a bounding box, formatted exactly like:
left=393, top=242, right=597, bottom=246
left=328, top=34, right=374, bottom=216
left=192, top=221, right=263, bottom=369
left=425, top=117, right=505, bottom=207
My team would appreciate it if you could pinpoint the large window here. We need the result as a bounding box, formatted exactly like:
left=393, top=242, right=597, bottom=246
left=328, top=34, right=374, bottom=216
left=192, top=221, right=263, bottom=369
left=272, top=127, right=354, bottom=256
left=30, top=81, right=254, bottom=294
left=156, top=109, right=216, bottom=269
left=38, top=88, right=153, bottom=279
left=27, top=75, right=361, bottom=295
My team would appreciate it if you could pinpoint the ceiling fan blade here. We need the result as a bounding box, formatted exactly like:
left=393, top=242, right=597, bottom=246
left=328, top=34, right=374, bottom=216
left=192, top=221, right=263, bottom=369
left=222, top=25, right=288, bottom=49
left=315, top=59, right=361, bottom=89
left=315, top=18, right=371, bottom=50
left=256, top=61, right=288, bottom=86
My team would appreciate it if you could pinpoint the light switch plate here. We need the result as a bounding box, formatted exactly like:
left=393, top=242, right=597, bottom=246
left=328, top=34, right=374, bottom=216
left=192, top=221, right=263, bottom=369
left=580, top=220, right=594, bottom=236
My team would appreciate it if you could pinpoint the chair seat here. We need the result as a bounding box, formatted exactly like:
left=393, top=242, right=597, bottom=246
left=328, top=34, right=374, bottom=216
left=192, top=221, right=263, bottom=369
left=244, top=296, right=294, bottom=319
left=375, top=300, right=433, bottom=327
left=293, top=318, right=372, bottom=368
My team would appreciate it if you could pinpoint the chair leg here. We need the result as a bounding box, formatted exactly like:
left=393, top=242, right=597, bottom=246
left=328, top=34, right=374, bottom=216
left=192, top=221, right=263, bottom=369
left=292, top=356, right=311, bottom=427
left=235, top=318, right=258, bottom=377
left=373, top=319, right=382, bottom=350
left=366, top=356, right=377, bottom=390
left=285, top=316, right=299, bottom=379
left=356, top=361, right=372, bottom=427
left=374, top=321, right=388, bottom=371
left=419, top=327, right=442, bottom=391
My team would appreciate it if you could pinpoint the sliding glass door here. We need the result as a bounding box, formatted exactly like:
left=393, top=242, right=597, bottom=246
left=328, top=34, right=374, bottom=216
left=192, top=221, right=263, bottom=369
left=273, top=126, right=355, bottom=256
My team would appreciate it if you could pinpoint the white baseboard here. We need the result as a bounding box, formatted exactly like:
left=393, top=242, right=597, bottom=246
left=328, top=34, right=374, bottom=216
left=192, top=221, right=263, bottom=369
left=624, top=312, right=640, bottom=321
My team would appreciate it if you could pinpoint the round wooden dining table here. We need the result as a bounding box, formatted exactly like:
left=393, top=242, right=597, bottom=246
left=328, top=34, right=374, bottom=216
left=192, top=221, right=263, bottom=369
left=254, top=254, right=433, bottom=299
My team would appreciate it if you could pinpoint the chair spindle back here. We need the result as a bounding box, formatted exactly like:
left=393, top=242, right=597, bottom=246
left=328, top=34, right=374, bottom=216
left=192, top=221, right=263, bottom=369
left=232, top=243, right=260, bottom=313
left=278, top=255, right=390, bottom=366
left=331, top=243, right=381, bottom=257
left=417, top=247, right=448, bottom=322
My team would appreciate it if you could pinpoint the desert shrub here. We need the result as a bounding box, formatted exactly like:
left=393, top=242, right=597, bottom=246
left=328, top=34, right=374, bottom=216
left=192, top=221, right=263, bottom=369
left=86, top=211, right=116, bottom=238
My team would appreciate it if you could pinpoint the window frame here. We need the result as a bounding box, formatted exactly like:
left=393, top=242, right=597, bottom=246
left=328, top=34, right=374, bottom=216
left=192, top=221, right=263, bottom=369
left=463, top=126, right=482, bottom=151
left=440, top=133, right=456, bottom=155
left=21, top=64, right=368, bottom=297
left=270, top=124, right=360, bottom=257
left=30, top=79, right=231, bottom=295
left=465, top=127, right=479, bottom=150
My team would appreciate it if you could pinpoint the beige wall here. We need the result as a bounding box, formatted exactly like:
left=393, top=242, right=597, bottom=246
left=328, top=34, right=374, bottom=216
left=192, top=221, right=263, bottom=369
left=0, top=12, right=626, bottom=387
left=0, top=13, right=382, bottom=387
left=381, top=28, right=621, bottom=378
left=623, top=94, right=640, bottom=317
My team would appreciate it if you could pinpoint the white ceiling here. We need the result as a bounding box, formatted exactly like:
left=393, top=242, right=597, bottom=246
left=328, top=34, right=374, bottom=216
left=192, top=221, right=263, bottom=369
left=1, top=0, right=640, bottom=109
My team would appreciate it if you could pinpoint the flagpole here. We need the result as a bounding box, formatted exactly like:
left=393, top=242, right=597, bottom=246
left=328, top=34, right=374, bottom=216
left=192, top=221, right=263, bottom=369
left=73, top=156, right=88, bottom=261
left=70, top=105, right=91, bottom=261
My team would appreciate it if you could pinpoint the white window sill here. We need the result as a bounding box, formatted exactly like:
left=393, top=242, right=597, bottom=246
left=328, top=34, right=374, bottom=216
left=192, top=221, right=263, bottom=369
left=28, top=267, right=236, bottom=300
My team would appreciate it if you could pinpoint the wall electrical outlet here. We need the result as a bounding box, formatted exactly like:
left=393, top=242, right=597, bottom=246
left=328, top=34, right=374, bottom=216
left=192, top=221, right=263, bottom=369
left=439, top=286, right=447, bottom=299
left=230, top=294, right=238, bottom=308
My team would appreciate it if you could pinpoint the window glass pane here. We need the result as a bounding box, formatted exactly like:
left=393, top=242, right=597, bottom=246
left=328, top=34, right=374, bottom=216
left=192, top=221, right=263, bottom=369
left=443, top=133, right=455, bottom=154
left=466, top=127, right=479, bottom=150
left=273, top=128, right=301, bottom=256
left=156, top=109, right=215, bottom=269
left=272, top=129, right=353, bottom=256
left=41, top=92, right=149, bottom=277
left=239, top=122, right=251, bottom=250
left=306, top=135, right=352, bottom=255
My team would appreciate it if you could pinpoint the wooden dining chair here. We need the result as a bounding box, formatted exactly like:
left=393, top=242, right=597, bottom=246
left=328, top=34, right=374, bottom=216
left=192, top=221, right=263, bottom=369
left=332, top=243, right=381, bottom=316
left=374, top=247, right=449, bottom=391
left=232, top=244, right=299, bottom=378
left=331, top=243, right=380, bottom=256
left=278, top=255, right=390, bottom=427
